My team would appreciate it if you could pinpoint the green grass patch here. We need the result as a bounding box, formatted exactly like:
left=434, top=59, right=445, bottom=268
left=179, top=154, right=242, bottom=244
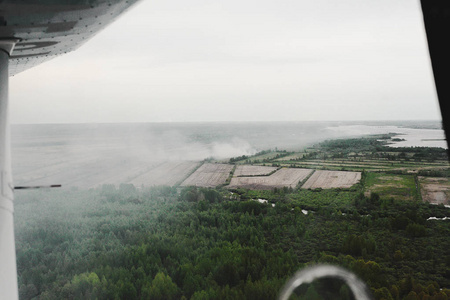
left=364, top=172, right=420, bottom=201
left=288, top=189, right=358, bottom=211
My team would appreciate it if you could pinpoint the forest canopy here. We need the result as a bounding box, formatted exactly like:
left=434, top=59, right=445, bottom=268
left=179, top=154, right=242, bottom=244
left=14, top=182, right=449, bottom=300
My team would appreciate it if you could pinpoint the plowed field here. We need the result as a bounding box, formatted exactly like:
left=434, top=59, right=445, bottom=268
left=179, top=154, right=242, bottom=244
left=301, top=170, right=361, bottom=189
left=227, top=168, right=313, bottom=190
left=181, top=163, right=234, bottom=188
left=234, top=165, right=277, bottom=177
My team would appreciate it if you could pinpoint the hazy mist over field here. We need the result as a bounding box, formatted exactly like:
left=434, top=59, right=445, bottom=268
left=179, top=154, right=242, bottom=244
left=11, top=120, right=446, bottom=189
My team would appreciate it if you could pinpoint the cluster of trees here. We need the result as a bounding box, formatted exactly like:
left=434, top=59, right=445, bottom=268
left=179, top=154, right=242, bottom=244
left=381, top=147, right=448, bottom=162
left=418, top=169, right=450, bottom=177
left=315, top=136, right=449, bottom=164
left=226, top=137, right=449, bottom=172
left=14, top=182, right=449, bottom=299
left=229, top=155, right=249, bottom=163
left=319, top=137, right=388, bottom=154
left=229, top=150, right=294, bottom=165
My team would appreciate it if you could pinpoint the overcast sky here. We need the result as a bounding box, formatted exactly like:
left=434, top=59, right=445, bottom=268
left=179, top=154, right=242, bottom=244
left=10, top=0, right=442, bottom=124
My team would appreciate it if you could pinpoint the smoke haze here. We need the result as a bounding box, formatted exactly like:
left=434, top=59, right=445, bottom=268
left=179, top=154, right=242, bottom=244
left=11, top=121, right=445, bottom=188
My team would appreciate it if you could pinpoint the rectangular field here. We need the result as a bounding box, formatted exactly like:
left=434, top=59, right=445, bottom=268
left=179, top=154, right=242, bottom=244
left=234, top=165, right=278, bottom=177
left=363, top=172, right=419, bottom=201
left=418, top=176, right=450, bottom=205
left=181, top=163, right=234, bottom=188
left=301, top=170, right=361, bottom=189
left=227, top=168, right=313, bottom=190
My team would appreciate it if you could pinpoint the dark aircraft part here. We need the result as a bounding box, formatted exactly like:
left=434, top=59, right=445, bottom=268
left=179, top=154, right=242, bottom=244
left=420, top=0, right=450, bottom=154
left=14, top=184, right=61, bottom=190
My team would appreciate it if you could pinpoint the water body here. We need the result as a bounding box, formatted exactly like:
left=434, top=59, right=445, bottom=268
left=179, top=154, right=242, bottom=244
left=11, top=121, right=446, bottom=187
left=327, top=124, right=447, bottom=149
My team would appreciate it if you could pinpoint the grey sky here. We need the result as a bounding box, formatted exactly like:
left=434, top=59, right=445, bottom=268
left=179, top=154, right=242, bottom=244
left=10, top=0, right=442, bottom=124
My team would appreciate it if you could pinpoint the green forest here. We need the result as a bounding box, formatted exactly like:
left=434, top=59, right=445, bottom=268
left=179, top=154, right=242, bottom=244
left=14, top=181, right=450, bottom=299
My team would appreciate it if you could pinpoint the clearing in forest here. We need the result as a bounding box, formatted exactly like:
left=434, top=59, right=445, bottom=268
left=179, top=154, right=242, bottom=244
left=234, top=165, right=278, bottom=177
left=364, top=172, right=419, bottom=201
left=301, top=170, right=361, bottom=189
left=227, top=168, right=313, bottom=190
left=181, top=163, right=234, bottom=188
left=418, top=176, right=450, bottom=205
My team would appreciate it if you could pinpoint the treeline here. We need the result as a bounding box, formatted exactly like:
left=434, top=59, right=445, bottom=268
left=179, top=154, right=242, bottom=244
left=315, top=136, right=449, bottom=164
left=319, top=137, right=388, bottom=153
left=14, top=185, right=450, bottom=299
left=382, top=146, right=449, bottom=162
left=228, top=150, right=291, bottom=164
left=417, top=169, right=450, bottom=177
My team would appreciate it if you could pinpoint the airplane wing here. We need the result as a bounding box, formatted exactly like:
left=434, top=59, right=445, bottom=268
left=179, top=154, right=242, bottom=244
left=0, top=1, right=141, bottom=299
left=0, top=0, right=141, bottom=76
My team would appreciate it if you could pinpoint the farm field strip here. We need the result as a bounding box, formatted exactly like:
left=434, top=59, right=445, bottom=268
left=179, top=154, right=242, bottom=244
left=227, top=168, right=313, bottom=190
left=279, top=160, right=449, bottom=170
left=301, top=170, right=361, bottom=189
left=233, top=165, right=278, bottom=177
left=181, top=163, right=234, bottom=188
left=14, top=157, right=105, bottom=185
left=277, top=162, right=389, bottom=171
left=130, top=161, right=201, bottom=187
left=285, top=159, right=391, bottom=165
left=278, top=164, right=385, bottom=172
left=80, top=164, right=148, bottom=189
left=299, top=163, right=449, bottom=171
left=23, top=159, right=152, bottom=188
left=12, top=147, right=121, bottom=179
left=13, top=153, right=100, bottom=178
left=17, top=163, right=129, bottom=188
left=14, top=150, right=166, bottom=188
left=273, top=153, right=307, bottom=161
left=283, top=161, right=393, bottom=168
left=301, top=159, right=447, bottom=167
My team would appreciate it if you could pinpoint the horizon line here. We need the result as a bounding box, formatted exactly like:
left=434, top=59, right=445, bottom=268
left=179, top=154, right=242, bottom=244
left=10, top=119, right=443, bottom=126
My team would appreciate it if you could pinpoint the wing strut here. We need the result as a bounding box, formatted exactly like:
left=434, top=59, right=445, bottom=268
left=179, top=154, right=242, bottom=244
left=0, top=39, right=20, bottom=300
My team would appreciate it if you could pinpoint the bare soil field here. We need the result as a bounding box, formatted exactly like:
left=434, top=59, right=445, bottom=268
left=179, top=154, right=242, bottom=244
left=418, top=176, right=450, bottom=205
left=181, top=163, right=234, bottom=188
left=301, top=170, right=361, bottom=189
left=234, top=165, right=277, bottom=177
left=227, top=168, right=313, bottom=190
left=130, top=161, right=201, bottom=187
